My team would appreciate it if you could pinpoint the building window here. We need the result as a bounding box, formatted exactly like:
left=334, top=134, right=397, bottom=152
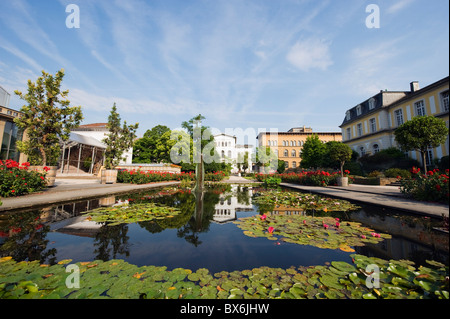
left=441, top=90, right=449, bottom=112
left=221, top=150, right=225, bottom=159
left=285, top=161, right=289, bottom=168
left=346, top=111, right=351, bottom=121
left=292, top=161, right=296, bottom=168
left=359, top=147, right=366, bottom=156
left=414, top=100, right=426, bottom=116
left=291, top=149, right=296, bottom=157
left=425, top=148, right=433, bottom=166
left=373, top=144, right=379, bottom=154
left=369, top=118, right=376, bottom=133
left=228, top=150, right=232, bottom=158
left=356, top=105, right=362, bottom=116
left=346, top=128, right=351, bottom=140
left=357, top=123, right=363, bottom=137
left=394, top=109, right=404, bottom=126
left=0, top=121, right=22, bottom=162
left=284, top=149, right=288, bottom=157
left=368, top=98, right=375, bottom=110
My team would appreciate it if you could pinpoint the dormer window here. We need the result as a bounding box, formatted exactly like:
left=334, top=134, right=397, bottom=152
left=356, top=105, right=362, bottom=116
left=368, top=98, right=375, bottom=110
left=345, top=111, right=351, bottom=121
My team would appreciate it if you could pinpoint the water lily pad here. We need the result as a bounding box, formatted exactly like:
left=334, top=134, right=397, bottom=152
left=84, top=203, right=181, bottom=225
left=234, top=214, right=390, bottom=251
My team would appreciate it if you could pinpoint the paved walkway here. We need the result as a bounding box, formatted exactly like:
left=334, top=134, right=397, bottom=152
left=0, top=178, right=180, bottom=212
left=1, top=176, right=448, bottom=218
left=281, top=183, right=449, bottom=218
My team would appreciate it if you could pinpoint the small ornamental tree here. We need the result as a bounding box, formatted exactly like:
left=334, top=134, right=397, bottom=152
left=103, top=103, right=139, bottom=169
left=300, top=135, right=327, bottom=169
left=394, top=115, right=448, bottom=174
left=328, top=142, right=353, bottom=178
left=14, top=69, right=83, bottom=166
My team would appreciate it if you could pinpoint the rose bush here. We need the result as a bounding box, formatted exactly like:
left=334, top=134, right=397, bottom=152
left=256, top=170, right=352, bottom=187
left=399, top=167, right=449, bottom=203
left=0, top=160, right=47, bottom=197
left=117, top=169, right=226, bottom=184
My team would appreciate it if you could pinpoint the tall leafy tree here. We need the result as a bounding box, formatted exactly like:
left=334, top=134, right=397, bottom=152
left=103, top=103, right=139, bottom=169
left=133, top=125, right=171, bottom=163
left=394, top=115, right=448, bottom=173
left=300, top=134, right=326, bottom=169
left=14, top=69, right=83, bottom=165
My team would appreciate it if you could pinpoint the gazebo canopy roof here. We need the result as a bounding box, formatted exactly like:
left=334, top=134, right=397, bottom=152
left=68, top=132, right=106, bottom=149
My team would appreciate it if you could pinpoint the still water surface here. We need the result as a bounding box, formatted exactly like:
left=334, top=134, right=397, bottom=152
left=0, top=185, right=448, bottom=273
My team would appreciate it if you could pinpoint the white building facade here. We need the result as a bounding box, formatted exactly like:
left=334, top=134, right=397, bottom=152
left=213, top=133, right=253, bottom=174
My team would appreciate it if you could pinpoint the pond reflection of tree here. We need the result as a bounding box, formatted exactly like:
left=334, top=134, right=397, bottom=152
left=93, top=223, right=130, bottom=261
left=0, top=210, right=57, bottom=264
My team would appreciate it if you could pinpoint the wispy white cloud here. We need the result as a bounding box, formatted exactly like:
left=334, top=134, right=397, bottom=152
left=286, top=38, right=333, bottom=72
left=0, top=37, right=43, bottom=72
left=387, top=0, right=415, bottom=14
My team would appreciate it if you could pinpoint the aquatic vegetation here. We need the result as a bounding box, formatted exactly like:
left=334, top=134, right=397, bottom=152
left=84, top=203, right=182, bottom=226
left=1, top=255, right=447, bottom=299
left=253, top=189, right=360, bottom=213
left=234, top=214, right=391, bottom=252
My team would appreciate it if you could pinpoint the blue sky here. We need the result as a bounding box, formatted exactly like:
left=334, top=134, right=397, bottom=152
left=0, top=0, right=448, bottom=143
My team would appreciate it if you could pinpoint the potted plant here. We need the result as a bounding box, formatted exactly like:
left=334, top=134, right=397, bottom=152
left=101, top=103, right=139, bottom=184
left=14, top=69, right=83, bottom=186
left=328, top=142, right=353, bottom=187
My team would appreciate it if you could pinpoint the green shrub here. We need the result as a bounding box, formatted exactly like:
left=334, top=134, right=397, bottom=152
left=384, top=168, right=411, bottom=178
left=263, top=176, right=281, bottom=188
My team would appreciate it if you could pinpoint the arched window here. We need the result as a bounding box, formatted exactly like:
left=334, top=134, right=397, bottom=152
left=292, top=161, right=296, bottom=168
left=221, top=150, right=225, bottom=158
left=228, top=150, right=232, bottom=158
left=360, top=147, right=366, bottom=156
left=291, top=149, right=296, bottom=157
left=284, top=149, right=289, bottom=157
left=373, top=144, right=379, bottom=154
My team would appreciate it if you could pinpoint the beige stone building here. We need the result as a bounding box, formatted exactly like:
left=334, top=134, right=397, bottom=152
left=257, top=126, right=342, bottom=170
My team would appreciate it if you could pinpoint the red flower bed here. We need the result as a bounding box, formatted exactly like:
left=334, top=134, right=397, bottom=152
left=399, top=167, right=449, bottom=203
left=256, top=170, right=352, bottom=187
left=0, top=159, right=47, bottom=197
left=117, top=169, right=226, bottom=184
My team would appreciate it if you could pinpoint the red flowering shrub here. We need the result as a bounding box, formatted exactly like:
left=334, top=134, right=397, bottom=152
left=399, top=167, right=449, bottom=203
left=117, top=169, right=226, bottom=184
left=256, top=170, right=350, bottom=187
left=0, top=159, right=47, bottom=197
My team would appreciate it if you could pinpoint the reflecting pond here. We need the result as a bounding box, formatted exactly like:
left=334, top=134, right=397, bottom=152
left=0, top=185, right=448, bottom=274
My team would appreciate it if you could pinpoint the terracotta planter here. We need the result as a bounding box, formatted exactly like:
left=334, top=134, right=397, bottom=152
left=29, top=165, right=58, bottom=187
left=101, top=169, right=118, bottom=184
left=337, top=176, right=348, bottom=187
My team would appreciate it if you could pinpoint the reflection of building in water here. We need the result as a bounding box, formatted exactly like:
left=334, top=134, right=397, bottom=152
left=268, top=205, right=305, bottom=216
left=213, top=186, right=254, bottom=224
left=350, top=207, right=449, bottom=263
left=46, top=197, right=112, bottom=237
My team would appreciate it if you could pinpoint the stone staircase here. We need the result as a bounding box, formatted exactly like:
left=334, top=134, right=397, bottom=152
left=57, top=165, right=98, bottom=179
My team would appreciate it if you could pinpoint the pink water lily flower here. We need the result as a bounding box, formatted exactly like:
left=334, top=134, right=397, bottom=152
left=361, top=235, right=367, bottom=239
left=323, top=224, right=329, bottom=230
left=335, top=222, right=340, bottom=228
left=371, top=232, right=381, bottom=238
left=268, top=227, right=274, bottom=234
left=260, top=214, right=267, bottom=221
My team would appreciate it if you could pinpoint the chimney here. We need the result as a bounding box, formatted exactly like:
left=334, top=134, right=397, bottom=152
left=410, top=81, right=419, bottom=92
